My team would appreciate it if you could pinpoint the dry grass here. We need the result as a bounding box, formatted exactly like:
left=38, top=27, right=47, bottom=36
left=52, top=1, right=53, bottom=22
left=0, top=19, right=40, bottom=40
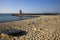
left=0, top=15, right=60, bottom=40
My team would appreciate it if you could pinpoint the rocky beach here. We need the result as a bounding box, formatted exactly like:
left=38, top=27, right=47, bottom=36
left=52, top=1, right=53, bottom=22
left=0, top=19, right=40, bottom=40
left=0, top=15, right=60, bottom=40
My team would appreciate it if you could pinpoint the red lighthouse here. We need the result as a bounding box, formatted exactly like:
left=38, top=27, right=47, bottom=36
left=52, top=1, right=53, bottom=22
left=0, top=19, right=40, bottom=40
left=20, top=9, right=22, bottom=15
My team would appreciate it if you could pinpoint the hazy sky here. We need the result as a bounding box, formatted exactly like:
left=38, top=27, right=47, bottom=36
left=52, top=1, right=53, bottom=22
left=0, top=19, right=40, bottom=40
left=0, top=0, right=60, bottom=13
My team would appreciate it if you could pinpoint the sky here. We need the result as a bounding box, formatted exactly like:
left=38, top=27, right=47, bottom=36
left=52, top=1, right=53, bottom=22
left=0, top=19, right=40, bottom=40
left=0, top=0, right=60, bottom=13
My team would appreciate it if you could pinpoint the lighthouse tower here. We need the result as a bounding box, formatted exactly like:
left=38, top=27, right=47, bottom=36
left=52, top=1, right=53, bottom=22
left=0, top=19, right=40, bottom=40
left=20, top=9, right=22, bottom=15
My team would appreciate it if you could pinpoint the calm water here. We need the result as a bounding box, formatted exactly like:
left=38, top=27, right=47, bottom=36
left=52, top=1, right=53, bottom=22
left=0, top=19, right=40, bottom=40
left=0, top=14, right=38, bottom=23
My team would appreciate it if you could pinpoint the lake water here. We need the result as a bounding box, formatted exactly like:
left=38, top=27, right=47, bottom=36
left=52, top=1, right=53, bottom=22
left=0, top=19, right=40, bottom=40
left=0, top=14, right=38, bottom=23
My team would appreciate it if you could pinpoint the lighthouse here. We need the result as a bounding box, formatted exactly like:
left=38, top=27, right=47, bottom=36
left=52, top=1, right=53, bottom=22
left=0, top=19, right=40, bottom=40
left=19, top=9, right=22, bottom=15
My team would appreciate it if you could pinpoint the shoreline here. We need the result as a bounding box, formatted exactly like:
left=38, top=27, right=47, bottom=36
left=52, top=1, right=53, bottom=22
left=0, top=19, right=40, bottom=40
left=0, top=15, right=60, bottom=40
left=0, top=14, right=40, bottom=23
left=0, top=15, right=59, bottom=23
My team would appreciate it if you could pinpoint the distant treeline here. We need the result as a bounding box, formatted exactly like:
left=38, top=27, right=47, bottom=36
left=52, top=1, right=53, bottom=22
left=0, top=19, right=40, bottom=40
left=12, top=13, right=60, bottom=15
left=0, top=13, right=60, bottom=15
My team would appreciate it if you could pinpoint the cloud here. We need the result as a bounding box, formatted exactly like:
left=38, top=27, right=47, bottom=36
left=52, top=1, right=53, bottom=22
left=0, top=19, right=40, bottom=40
left=0, top=8, right=18, bottom=13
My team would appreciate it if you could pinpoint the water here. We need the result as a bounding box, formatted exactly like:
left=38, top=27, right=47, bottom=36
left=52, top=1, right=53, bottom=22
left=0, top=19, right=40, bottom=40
left=0, top=14, right=38, bottom=23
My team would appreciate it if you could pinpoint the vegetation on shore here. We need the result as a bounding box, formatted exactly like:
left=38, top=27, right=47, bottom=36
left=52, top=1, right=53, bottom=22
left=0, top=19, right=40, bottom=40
left=0, top=15, right=60, bottom=40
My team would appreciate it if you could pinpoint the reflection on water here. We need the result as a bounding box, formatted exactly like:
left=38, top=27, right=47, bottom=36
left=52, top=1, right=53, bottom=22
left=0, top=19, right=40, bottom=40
left=0, top=14, right=39, bottom=22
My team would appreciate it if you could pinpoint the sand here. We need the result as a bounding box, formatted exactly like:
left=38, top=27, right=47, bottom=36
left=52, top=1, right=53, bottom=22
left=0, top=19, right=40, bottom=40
left=0, top=15, right=60, bottom=40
